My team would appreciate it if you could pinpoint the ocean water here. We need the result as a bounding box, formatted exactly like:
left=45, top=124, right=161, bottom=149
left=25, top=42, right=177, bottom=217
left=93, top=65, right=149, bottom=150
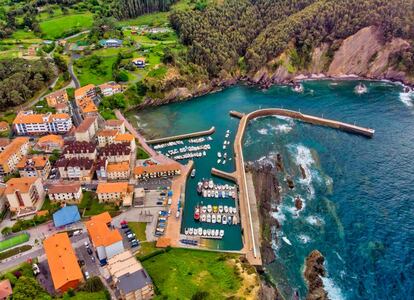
left=133, top=81, right=414, bottom=299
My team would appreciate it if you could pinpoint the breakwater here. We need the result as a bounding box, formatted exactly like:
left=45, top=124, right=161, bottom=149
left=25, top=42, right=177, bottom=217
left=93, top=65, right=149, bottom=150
left=147, top=126, right=215, bottom=144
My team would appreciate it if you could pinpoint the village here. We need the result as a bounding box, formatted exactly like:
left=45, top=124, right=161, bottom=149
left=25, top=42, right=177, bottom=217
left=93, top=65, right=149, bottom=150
left=0, top=78, right=190, bottom=299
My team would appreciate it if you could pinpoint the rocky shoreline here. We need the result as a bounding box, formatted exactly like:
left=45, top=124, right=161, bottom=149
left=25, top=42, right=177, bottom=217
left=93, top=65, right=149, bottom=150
left=304, top=250, right=329, bottom=300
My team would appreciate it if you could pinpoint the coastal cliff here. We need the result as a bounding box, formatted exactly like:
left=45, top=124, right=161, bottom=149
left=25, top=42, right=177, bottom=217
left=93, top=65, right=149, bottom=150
left=304, top=250, right=328, bottom=300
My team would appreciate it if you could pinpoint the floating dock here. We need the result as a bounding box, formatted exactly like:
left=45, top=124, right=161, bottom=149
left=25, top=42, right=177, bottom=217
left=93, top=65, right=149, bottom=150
left=147, top=126, right=216, bottom=144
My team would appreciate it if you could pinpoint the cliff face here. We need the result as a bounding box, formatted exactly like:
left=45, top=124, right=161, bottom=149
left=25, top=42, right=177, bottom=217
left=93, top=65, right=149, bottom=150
left=251, top=26, right=413, bottom=86
left=304, top=250, right=328, bottom=300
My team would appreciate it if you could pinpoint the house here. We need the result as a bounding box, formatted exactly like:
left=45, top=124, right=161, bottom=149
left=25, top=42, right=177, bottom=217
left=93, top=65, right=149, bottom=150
left=96, top=182, right=133, bottom=206
left=97, top=129, right=119, bottom=147
left=55, top=103, right=70, bottom=114
left=98, top=82, right=122, bottom=97
left=74, top=116, right=98, bottom=142
left=115, top=133, right=136, bottom=151
left=98, top=143, right=131, bottom=163
left=132, top=57, right=146, bottom=68
left=107, top=162, right=130, bottom=181
left=0, top=122, right=9, bottom=132
left=133, top=163, right=181, bottom=180
left=55, top=157, right=94, bottom=182
left=105, top=119, right=125, bottom=134
left=52, top=205, right=81, bottom=227
left=48, top=182, right=83, bottom=204
left=0, top=139, right=10, bottom=153
left=5, top=177, right=45, bottom=214
left=44, top=233, right=83, bottom=293
left=13, top=111, right=72, bottom=135
left=0, top=279, right=12, bottom=300
left=0, top=137, right=30, bottom=176
left=35, top=135, right=64, bottom=153
left=45, top=90, right=69, bottom=108
left=75, top=84, right=96, bottom=101
left=27, top=45, right=39, bottom=56
left=16, top=155, right=51, bottom=180
left=77, top=97, right=99, bottom=116
left=99, top=39, right=123, bottom=48
left=106, top=251, right=154, bottom=300
left=63, top=141, right=97, bottom=160
left=85, top=212, right=124, bottom=264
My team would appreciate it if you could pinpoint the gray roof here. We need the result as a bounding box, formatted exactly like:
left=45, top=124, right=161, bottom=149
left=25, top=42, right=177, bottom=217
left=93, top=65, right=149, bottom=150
left=117, top=269, right=152, bottom=294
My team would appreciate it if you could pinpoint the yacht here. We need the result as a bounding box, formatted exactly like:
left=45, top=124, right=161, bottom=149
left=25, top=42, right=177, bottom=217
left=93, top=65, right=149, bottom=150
left=224, top=205, right=229, bottom=213
left=191, top=169, right=196, bottom=178
left=219, top=205, right=223, bottom=213
left=207, top=205, right=212, bottom=213
left=222, top=215, right=227, bottom=225
left=217, top=214, right=222, bottom=223
left=206, top=214, right=211, bottom=223
left=355, top=83, right=368, bottom=94
left=219, top=230, right=224, bottom=237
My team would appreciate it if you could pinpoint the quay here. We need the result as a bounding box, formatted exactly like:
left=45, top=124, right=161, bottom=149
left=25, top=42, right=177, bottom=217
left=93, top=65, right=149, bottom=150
left=230, top=109, right=375, bottom=137
left=211, top=168, right=237, bottom=182
left=147, top=126, right=216, bottom=144
left=231, top=108, right=376, bottom=266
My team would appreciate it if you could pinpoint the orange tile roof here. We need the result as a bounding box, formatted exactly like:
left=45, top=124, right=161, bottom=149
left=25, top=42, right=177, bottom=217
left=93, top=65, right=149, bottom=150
left=85, top=213, right=122, bottom=247
left=43, top=233, right=83, bottom=291
left=0, top=279, right=12, bottom=299
left=75, top=84, right=95, bottom=98
left=96, top=182, right=129, bottom=194
left=55, top=103, right=69, bottom=110
left=134, top=163, right=180, bottom=176
left=90, top=211, right=112, bottom=224
left=48, top=182, right=81, bottom=194
left=80, top=102, right=98, bottom=114
left=16, top=155, right=49, bottom=169
left=37, top=134, right=64, bottom=146
left=0, top=137, right=29, bottom=165
left=0, top=121, right=9, bottom=130
left=97, top=129, right=118, bottom=137
left=76, top=116, right=97, bottom=133
left=45, top=90, right=68, bottom=101
left=98, top=82, right=121, bottom=90
left=115, top=133, right=134, bottom=142
left=0, top=138, right=10, bottom=147
left=107, top=162, right=130, bottom=173
left=105, top=119, right=124, bottom=126
left=13, top=111, right=70, bottom=124
left=5, top=177, right=38, bottom=194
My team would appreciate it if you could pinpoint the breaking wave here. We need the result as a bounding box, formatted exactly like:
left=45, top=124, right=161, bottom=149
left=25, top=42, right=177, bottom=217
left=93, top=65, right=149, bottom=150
left=306, top=215, right=325, bottom=226
left=298, top=234, right=311, bottom=244
left=399, top=91, right=413, bottom=107
left=321, top=276, right=345, bottom=300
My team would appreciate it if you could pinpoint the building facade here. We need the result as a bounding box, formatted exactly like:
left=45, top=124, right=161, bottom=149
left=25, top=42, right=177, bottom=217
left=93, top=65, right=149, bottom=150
left=5, top=177, right=45, bottom=213
left=74, top=116, right=98, bottom=142
left=0, top=137, right=30, bottom=176
left=48, top=183, right=83, bottom=204
left=16, top=155, right=51, bottom=180
left=13, top=111, right=72, bottom=135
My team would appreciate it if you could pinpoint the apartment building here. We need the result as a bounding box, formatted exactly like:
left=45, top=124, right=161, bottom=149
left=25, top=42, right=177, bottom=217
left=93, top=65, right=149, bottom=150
left=114, top=133, right=136, bottom=151
left=75, top=84, right=96, bottom=101
left=35, top=135, right=64, bottom=153
left=48, top=183, right=83, bottom=204
left=98, top=82, right=122, bottom=97
left=63, top=141, right=97, bottom=160
left=107, top=162, right=130, bottom=181
left=98, top=143, right=131, bottom=163
left=74, top=116, right=98, bottom=142
left=55, top=157, right=94, bottom=182
left=5, top=177, right=45, bottom=213
left=105, top=119, right=125, bottom=134
left=133, top=163, right=181, bottom=180
left=13, top=111, right=72, bottom=135
left=97, top=129, right=118, bottom=147
left=96, top=182, right=133, bottom=205
left=16, top=155, right=51, bottom=180
left=45, top=90, right=69, bottom=108
left=0, top=137, right=30, bottom=176
left=0, top=139, right=10, bottom=154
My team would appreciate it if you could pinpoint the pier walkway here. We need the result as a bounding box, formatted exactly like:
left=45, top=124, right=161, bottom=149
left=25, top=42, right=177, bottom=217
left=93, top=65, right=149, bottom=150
left=211, top=168, right=237, bottom=182
left=231, top=108, right=375, bottom=266
left=147, top=126, right=215, bottom=144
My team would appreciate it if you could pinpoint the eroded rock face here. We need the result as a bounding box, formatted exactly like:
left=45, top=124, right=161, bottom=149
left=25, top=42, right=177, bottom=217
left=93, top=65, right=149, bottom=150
left=304, top=250, right=328, bottom=300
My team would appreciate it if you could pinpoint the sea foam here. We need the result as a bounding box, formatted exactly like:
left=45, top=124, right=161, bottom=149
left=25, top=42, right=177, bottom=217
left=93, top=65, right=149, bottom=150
left=321, top=276, right=345, bottom=300
left=399, top=92, right=413, bottom=107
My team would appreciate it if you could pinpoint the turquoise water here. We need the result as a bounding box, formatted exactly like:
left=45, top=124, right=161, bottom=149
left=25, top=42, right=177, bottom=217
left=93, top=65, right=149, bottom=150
left=134, top=81, right=414, bottom=299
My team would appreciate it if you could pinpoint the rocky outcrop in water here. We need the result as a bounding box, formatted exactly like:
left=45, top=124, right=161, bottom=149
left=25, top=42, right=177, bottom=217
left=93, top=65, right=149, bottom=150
left=304, top=250, right=328, bottom=300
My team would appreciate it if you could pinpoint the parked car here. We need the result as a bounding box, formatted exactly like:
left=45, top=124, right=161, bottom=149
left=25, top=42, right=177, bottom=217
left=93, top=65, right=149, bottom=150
left=124, top=229, right=132, bottom=235
left=156, top=201, right=163, bottom=206
left=121, top=223, right=128, bottom=229
left=32, top=263, right=40, bottom=276
left=131, top=241, right=139, bottom=248
left=84, top=271, right=90, bottom=280
left=87, top=247, right=93, bottom=255
left=84, top=241, right=89, bottom=248
left=127, top=233, right=136, bottom=240
left=78, top=260, right=85, bottom=267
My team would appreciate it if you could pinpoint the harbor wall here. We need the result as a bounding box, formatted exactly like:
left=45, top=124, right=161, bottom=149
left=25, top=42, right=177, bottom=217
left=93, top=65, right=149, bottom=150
left=211, top=168, right=237, bottom=182
left=147, top=126, right=216, bottom=144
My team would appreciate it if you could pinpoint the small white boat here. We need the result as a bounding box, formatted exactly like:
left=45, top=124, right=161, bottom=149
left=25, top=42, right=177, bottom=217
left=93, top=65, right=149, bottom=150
left=203, top=229, right=207, bottom=236
left=215, top=191, right=219, bottom=198
left=217, top=214, right=221, bottom=223
left=221, top=191, right=226, bottom=198
left=203, top=151, right=206, bottom=156
left=225, top=133, right=229, bottom=138
left=208, top=180, right=214, bottom=189
left=222, top=215, right=227, bottom=225
left=189, top=228, right=194, bottom=235
left=292, top=83, right=304, bottom=93
left=226, top=129, right=230, bottom=133
left=212, top=214, right=216, bottom=224
left=203, top=190, right=207, bottom=197
left=215, top=229, right=219, bottom=236
left=219, top=205, right=223, bottom=213
left=185, top=228, right=189, bottom=235
left=355, top=83, right=367, bottom=94
left=201, top=206, right=207, bottom=213
left=207, top=205, right=212, bottom=213
left=207, top=190, right=211, bottom=198
left=207, top=214, right=211, bottom=223
left=227, top=216, right=232, bottom=224
left=224, top=206, right=229, bottom=213
left=217, top=152, right=222, bottom=158
left=223, top=153, right=227, bottom=159
left=201, top=214, right=206, bottom=222
left=207, top=229, right=211, bottom=236
left=198, top=228, right=202, bottom=235
left=282, top=236, right=292, bottom=246
left=222, top=160, right=226, bottom=165
left=232, top=215, right=238, bottom=224
left=191, top=169, right=196, bottom=178
left=219, top=230, right=224, bottom=237
left=217, top=159, right=221, bottom=164
left=223, top=145, right=226, bottom=150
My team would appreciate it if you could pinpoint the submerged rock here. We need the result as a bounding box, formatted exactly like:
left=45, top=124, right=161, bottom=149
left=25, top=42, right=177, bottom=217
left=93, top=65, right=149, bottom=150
left=294, top=196, right=303, bottom=211
left=286, top=175, right=295, bottom=189
left=304, top=250, right=328, bottom=300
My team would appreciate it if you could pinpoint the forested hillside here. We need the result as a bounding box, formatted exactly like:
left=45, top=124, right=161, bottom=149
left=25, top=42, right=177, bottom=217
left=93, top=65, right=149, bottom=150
left=115, top=0, right=178, bottom=19
left=170, top=0, right=414, bottom=78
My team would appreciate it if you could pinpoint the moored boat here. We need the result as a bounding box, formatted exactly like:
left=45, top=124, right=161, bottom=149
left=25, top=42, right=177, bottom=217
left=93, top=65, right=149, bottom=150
left=212, top=214, right=216, bottom=223
left=222, top=215, right=227, bottom=225
left=207, top=214, right=211, bottom=223
left=191, top=169, right=196, bottom=178
left=219, top=230, right=224, bottom=237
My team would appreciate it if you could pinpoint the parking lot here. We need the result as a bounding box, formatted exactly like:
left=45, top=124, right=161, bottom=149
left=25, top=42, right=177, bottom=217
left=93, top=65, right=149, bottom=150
left=75, top=242, right=100, bottom=278
left=136, top=178, right=171, bottom=190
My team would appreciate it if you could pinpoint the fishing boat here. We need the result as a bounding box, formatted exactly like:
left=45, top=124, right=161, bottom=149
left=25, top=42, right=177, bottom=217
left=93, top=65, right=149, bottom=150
left=224, top=205, right=229, bottom=213
left=219, top=230, right=224, bottom=237
left=200, top=214, right=206, bottom=222
left=217, top=152, right=222, bottom=158
left=212, top=214, right=216, bottom=223
left=207, top=205, right=212, bottom=213
left=189, top=228, right=194, bottom=235
left=282, top=236, right=292, bottom=246
left=217, top=214, right=221, bottom=223
left=207, top=214, right=211, bottom=223
left=198, top=228, right=202, bottom=235
left=219, top=205, right=223, bottom=213
left=191, top=169, right=196, bottom=178
left=222, top=215, right=227, bottom=225
left=355, top=82, right=367, bottom=94
left=203, top=229, right=207, bottom=236
left=208, top=179, right=214, bottom=189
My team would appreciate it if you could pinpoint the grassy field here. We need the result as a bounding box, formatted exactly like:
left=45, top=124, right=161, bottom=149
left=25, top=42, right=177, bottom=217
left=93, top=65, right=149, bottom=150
left=0, top=233, right=30, bottom=252
left=39, top=13, right=94, bottom=40
left=128, top=222, right=147, bottom=241
left=142, top=248, right=242, bottom=299
left=75, top=55, right=117, bottom=86
left=79, top=191, right=119, bottom=216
